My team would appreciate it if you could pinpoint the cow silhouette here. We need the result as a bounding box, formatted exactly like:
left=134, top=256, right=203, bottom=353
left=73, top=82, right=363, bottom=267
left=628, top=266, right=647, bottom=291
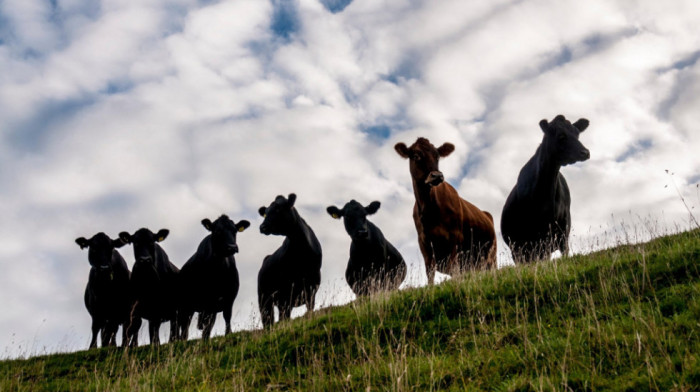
left=178, top=215, right=249, bottom=339
left=501, top=114, right=590, bottom=263
left=258, top=194, right=322, bottom=327
left=327, top=200, right=406, bottom=296
left=76, top=233, right=131, bottom=348
left=119, top=228, right=179, bottom=346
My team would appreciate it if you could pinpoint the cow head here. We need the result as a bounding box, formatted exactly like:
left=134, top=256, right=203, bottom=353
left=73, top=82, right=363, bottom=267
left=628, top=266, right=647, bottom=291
left=327, top=200, right=380, bottom=241
left=258, top=193, right=298, bottom=236
left=395, top=137, right=455, bottom=187
left=539, top=114, right=590, bottom=166
left=75, top=233, right=126, bottom=278
left=201, top=215, right=250, bottom=257
left=119, top=228, right=169, bottom=266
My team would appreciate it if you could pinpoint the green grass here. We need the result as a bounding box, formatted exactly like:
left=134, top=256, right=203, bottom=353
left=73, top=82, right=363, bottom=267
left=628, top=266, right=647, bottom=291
left=2, top=229, right=699, bottom=391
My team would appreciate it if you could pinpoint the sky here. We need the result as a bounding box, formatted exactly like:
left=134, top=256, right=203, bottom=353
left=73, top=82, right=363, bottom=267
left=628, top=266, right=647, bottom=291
left=1, top=0, right=699, bottom=358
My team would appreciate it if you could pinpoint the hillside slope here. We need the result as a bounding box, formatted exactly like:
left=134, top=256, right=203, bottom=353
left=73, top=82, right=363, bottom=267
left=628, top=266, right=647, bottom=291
left=1, top=229, right=699, bottom=391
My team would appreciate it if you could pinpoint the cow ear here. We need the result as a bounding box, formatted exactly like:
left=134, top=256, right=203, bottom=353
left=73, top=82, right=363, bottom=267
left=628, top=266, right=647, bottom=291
left=573, top=118, right=589, bottom=133
left=236, top=220, right=250, bottom=232
left=258, top=207, right=267, bottom=217
left=118, top=232, right=132, bottom=244
left=365, top=201, right=381, bottom=215
left=202, top=219, right=213, bottom=231
left=156, top=229, right=169, bottom=242
left=112, top=237, right=127, bottom=248
left=539, top=119, right=549, bottom=133
left=287, top=193, right=297, bottom=208
left=326, top=206, right=343, bottom=219
left=394, top=143, right=410, bottom=159
left=437, top=143, right=455, bottom=157
left=75, top=237, right=89, bottom=249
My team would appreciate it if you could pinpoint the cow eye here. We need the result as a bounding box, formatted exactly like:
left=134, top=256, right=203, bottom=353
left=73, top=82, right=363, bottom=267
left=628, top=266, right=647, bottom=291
left=413, top=153, right=422, bottom=161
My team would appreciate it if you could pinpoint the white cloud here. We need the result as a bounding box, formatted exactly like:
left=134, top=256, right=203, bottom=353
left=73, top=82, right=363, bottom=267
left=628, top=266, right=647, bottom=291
left=1, top=0, right=699, bottom=357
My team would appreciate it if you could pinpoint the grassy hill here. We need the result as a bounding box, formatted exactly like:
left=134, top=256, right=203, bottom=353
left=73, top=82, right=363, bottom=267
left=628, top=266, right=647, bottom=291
left=1, top=229, right=699, bottom=391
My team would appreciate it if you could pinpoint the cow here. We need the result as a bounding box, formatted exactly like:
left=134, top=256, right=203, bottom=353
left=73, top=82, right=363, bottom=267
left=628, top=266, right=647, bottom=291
left=326, top=200, right=406, bottom=296
left=501, top=114, right=590, bottom=263
left=118, top=228, right=179, bottom=346
left=75, top=233, right=131, bottom=349
left=258, top=194, right=322, bottom=328
left=395, top=138, right=497, bottom=284
left=177, top=215, right=249, bottom=340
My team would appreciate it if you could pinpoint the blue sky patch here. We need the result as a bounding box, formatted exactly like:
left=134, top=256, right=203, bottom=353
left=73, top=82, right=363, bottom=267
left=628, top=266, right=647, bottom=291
left=657, top=50, right=700, bottom=73
left=270, top=0, right=300, bottom=40
left=616, top=139, right=652, bottom=162
left=87, top=192, right=136, bottom=213
left=320, top=0, right=354, bottom=14
left=102, top=81, right=133, bottom=96
left=361, top=125, right=392, bottom=142
left=8, top=96, right=95, bottom=153
left=688, top=174, right=700, bottom=185
left=383, top=52, right=422, bottom=84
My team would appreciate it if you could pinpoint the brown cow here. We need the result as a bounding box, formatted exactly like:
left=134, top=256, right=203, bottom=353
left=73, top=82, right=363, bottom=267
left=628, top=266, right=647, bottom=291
left=395, top=137, right=497, bottom=284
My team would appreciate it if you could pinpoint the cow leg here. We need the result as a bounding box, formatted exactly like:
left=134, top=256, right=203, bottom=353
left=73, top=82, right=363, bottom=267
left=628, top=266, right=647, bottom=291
left=169, top=316, right=179, bottom=343
left=201, top=313, right=215, bottom=339
left=101, top=320, right=117, bottom=347
left=513, top=242, right=532, bottom=264
left=149, top=320, right=161, bottom=346
left=126, top=301, right=141, bottom=347
left=278, top=303, right=292, bottom=322
left=106, top=325, right=118, bottom=347
left=120, top=322, right=128, bottom=348
left=305, top=290, right=316, bottom=314
left=418, top=238, right=436, bottom=285
left=89, top=318, right=102, bottom=349
left=486, top=240, right=498, bottom=269
left=450, top=229, right=466, bottom=274
left=223, top=305, right=233, bottom=335
left=258, top=293, right=274, bottom=328
left=446, top=246, right=461, bottom=277
left=393, top=262, right=407, bottom=290
left=558, top=235, right=569, bottom=257
left=127, top=316, right=142, bottom=347
left=178, top=311, right=193, bottom=341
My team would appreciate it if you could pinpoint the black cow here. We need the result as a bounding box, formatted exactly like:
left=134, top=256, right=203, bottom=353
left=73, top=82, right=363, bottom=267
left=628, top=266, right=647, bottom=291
left=177, top=215, right=249, bottom=340
left=258, top=194, right=322, bottom=328
left=119, top=228, right=179, bottom=346
left=327, top=200, right=406, bottom=296
left=76, top=233, right=131, bottom=348
left=501, top=114, right=590, bottom=263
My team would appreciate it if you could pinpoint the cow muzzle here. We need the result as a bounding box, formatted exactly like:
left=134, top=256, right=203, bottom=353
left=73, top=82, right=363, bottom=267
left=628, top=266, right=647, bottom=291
left=355, top=229, right=369, bottom=239
left=226, top=244, right=239, bottom=254
left=580, top=148, right=590, bottom=161
left=425, top=171, right=444, bottom=187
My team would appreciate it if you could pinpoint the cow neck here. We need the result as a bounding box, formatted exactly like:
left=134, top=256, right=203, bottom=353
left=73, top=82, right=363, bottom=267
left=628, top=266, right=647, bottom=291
left=154, top=244, right=172, bottom=274
left=205, top=236, right=230, bottom=263
left=285, top=208, right=311, bottom=245
left=533, top=145, right=562, bottom=201
left=411, top=178, right=434, bottom=215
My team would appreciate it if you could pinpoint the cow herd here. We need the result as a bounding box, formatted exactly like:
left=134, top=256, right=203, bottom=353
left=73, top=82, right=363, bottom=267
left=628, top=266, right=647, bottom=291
left=77, top=114, right=591, bottom=348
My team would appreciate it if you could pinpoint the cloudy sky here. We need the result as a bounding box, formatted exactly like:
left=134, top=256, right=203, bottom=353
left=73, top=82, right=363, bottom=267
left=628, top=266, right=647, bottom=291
left=1, top=0, right=699, bottom=358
